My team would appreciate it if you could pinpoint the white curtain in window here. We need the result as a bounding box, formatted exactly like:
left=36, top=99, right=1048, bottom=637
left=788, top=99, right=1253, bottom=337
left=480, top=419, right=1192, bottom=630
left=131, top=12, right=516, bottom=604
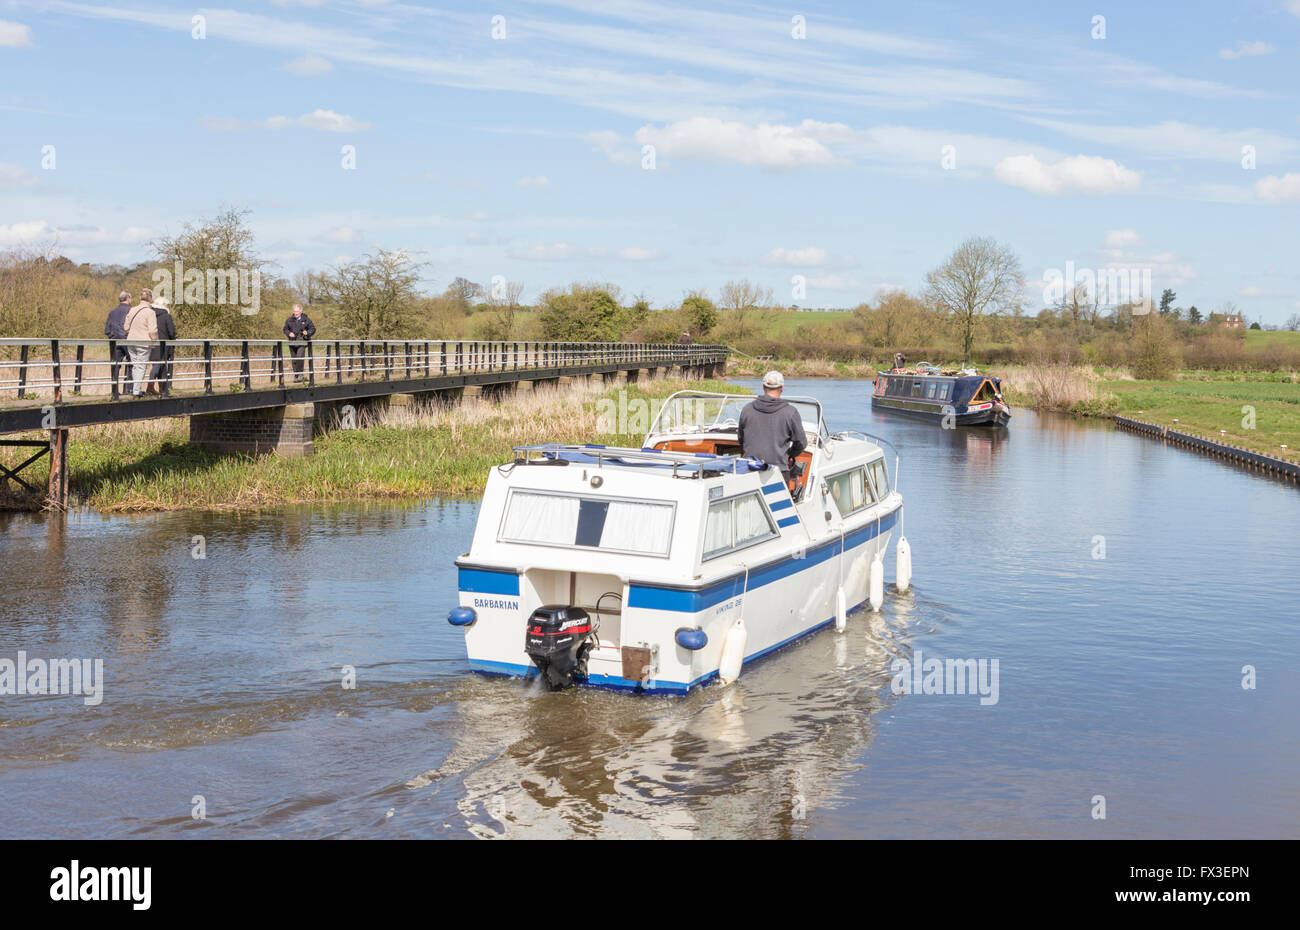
left=849, top=468, right=867, bottom=509
left=704, top=500, right=733, bottom=557
left=600, top=500, right=674, bottom=554
left=734, top=493, right=773, bottom=546
left=869, top=461, right=890, bottom=497
left=502, top=491, right=580, bottom=544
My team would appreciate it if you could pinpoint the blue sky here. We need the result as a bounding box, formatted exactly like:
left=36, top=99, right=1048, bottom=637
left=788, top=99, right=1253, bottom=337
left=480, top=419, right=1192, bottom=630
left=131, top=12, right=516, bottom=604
left=1, top=0, right=1299, bottom=322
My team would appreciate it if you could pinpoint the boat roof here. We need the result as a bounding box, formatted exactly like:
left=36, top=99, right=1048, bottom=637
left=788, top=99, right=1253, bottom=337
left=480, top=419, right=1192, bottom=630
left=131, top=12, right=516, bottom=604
left=513, top=443, right=769, bottom=477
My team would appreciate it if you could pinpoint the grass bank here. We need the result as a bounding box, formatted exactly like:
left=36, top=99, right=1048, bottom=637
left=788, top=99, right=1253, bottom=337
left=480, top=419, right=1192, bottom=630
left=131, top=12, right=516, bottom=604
left=0, top=378, right=749, bottom=512
left=1100, top=370, right=1300, bottom=463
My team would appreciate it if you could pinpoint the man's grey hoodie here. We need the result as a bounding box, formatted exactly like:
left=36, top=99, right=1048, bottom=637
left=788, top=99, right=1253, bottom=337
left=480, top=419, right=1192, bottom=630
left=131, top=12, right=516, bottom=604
left=737, top=395, right=807, bottom=472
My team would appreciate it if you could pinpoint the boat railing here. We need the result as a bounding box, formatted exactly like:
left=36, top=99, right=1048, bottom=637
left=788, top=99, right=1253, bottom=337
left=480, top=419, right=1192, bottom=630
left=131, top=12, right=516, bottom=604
left=513, top=442, right=767, bottom=477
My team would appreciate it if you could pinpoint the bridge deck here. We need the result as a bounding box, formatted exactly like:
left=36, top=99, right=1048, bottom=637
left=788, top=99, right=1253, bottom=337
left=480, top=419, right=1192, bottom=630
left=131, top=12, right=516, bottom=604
left=0, top=339, right=727, bottom=435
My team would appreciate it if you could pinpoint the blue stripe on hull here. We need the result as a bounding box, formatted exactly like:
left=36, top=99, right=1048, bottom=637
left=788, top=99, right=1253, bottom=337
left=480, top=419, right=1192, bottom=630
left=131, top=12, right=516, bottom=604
left=469, top=598, right=869, bottom=696
left=458, top=567, right=520, bottom=596
left=627, top=508, right=897, bottom=613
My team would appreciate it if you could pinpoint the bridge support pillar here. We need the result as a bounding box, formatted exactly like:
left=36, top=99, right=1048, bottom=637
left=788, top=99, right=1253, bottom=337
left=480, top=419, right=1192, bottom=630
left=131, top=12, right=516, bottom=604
left=46, top=428, right=69, bottom=511
left=515, top=380, right=534, bottom=393
left=462, top=384, right=483, bottom=400
left=190, top=403, right=315, bottom=457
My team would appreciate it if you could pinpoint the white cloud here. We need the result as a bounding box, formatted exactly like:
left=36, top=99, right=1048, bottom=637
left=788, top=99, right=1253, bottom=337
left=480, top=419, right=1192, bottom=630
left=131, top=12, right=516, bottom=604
left=807, top=274, right=861, bottom=290
left=1021, top=117, right=1300, bottom=163
left=994, top=154, right=1141, bottom=196
left=506, top=242, right=583, bottom=261
left=0, top=163, right=37, bottom=190
left=1217, top=40, right=1274, bottom=60
left=1255, top=173, right=1300, bottom=204
left=0, top=18, right=32, bottom=47
left=631, top=117, right=846, bottom=168
left=318, top=225, right=360, bottom=243
left=615, top=247, right=663, bottom=261
left=760, top=246, right=857, bottom=269
left=284, top=55, right=333, bottom=76
left=200, top=109, right=370, bottom=132
left=517, top=175, right=550, bottom=187
left=1104, top=229, right=1142, bottom=249
left=764, top=246, right=828, bottom=266
left=0, top=221, right=151, bottom=248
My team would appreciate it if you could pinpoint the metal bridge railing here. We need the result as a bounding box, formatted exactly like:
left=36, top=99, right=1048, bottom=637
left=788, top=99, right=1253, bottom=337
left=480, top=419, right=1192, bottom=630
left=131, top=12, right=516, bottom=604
left=0, top=339, right=729, bottom=404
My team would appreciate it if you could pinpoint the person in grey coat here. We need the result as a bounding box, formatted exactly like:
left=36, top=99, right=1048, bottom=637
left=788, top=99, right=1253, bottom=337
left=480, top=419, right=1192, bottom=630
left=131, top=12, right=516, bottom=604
left=737, top=370, right=807, bottom=489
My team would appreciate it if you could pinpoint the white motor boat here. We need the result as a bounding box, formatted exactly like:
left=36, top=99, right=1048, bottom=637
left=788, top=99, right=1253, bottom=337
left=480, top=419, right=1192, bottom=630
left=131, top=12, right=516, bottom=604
left=448, top=390, right=907, bottom=694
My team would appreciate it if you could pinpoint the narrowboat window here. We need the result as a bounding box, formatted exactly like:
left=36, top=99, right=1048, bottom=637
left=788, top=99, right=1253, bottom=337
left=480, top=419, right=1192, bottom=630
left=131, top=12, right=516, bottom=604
left=703, top=492, right=778, bottom=560
left=867, top=460, right=890, bottom=498
left=925, top=381, right=939, bottom=399
left=910, top=380, right=923, bottom=397
left=936, top=383, right=951, bottom=401
left=501, top=490, right=674, bottom=555
left=827, top=466, right=875, bottom=517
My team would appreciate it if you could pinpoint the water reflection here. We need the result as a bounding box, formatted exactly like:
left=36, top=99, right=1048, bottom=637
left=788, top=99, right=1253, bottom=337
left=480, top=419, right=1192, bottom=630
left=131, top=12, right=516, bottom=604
left=419, top=598, right=914, bottom=839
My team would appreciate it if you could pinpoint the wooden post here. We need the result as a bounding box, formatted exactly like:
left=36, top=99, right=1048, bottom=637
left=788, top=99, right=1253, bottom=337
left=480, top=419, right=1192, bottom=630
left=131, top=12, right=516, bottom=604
left=46, top=428, right=69, bottom=511
left=203, top=340, right=213, bottom=394
left=17, top=344, right=29, bottom=398
left=51, top=339, right=62, bottom=404
left=73, top=344, right=85, bottom=395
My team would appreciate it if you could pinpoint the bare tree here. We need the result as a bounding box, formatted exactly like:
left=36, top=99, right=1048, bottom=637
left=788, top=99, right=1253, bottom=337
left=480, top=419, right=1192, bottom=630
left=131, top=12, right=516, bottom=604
left=152, top=207, right=271, bottom=338
left=719, top=279, right=773, bottom=341
left=319, top=250, right=424, bottom=339
left=1285, top=313, right=1300, bottom=332
left=925, top=236, right=1024, bottom=365
left=292, top=269, right=324, bottom=306
left=483, top=280, right=525, bottom=339
left=0, top=244, right=78, bottom=337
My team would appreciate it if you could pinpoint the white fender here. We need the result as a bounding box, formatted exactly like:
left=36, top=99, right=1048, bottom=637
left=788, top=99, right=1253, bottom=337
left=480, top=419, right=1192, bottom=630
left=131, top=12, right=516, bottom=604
left=895, top=536, right=912, bottom=593
left=718, top=618, right=748, bottom=684
left=869, top=552, right=885, bottom=612
left=835, top=586, right=847, bottom=632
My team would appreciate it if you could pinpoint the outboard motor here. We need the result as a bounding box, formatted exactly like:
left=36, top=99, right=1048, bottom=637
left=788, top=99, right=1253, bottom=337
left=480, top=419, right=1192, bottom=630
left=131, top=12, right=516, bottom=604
left=524, top=605, right=594, bottom=690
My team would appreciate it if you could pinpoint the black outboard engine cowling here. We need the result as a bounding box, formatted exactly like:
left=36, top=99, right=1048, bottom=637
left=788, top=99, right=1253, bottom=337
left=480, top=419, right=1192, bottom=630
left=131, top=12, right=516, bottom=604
left=524, top=605, right=594, bottom=690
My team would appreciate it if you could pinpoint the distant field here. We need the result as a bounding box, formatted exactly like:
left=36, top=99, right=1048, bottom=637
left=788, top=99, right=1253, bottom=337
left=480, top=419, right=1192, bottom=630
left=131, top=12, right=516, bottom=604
left=1244, top=330, right=1300, bottom=349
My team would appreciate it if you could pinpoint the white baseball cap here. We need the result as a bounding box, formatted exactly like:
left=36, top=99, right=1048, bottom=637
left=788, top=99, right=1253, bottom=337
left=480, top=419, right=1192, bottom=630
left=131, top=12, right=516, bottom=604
left=762, top=370, right=784, bottom=388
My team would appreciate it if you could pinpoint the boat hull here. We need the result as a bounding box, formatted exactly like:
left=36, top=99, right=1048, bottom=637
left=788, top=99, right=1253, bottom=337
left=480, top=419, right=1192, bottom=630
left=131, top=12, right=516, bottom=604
left=458, top=506, right=900, bottom=695
left=870, top=395, right=1010, bottom=427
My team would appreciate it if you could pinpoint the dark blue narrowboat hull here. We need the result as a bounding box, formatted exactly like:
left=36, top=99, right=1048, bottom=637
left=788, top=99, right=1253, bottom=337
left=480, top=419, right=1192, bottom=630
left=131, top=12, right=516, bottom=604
left=870, top=395, right=1011, bottom=426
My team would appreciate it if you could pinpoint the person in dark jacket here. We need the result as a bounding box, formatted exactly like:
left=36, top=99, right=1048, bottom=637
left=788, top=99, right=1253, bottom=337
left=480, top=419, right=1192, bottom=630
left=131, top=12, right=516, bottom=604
left=147, top=296, right=177, bottom=395
left=737, top=370, right=807, bottom=493
left=105, top=291, right=133, bottom=394
left=283, top=304, right=316, bottom=381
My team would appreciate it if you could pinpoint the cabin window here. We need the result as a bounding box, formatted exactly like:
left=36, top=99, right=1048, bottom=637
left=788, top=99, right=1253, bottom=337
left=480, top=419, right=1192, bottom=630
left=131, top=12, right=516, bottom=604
left=500, top=490, right=675, bottom=556
left=867, top=460, right=890, bottom=498
left=910, top=380, right=923, bottom=397
left=936, top=382, right=951, bottom=401
left=703, top=492, right=777, bottom=560
left=925, top=381, right=939, bottom=399
left=827, top=466, right=875, bottom=517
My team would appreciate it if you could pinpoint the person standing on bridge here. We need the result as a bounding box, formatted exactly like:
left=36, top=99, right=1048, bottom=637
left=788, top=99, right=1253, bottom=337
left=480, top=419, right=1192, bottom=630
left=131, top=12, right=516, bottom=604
left=283, top=304, right=316, bottom=383
left=123, top=289, right=158, bottom=398
left=737, top=370, right=807, bottom=495
left=105, top=290, right=133, bottom=395
left=147, top=295, right=177, bottom=396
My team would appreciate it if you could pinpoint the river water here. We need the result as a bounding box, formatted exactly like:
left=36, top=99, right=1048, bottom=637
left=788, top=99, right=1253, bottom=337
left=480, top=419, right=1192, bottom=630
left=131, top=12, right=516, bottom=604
left=1, top=378, right=1296, bottom=839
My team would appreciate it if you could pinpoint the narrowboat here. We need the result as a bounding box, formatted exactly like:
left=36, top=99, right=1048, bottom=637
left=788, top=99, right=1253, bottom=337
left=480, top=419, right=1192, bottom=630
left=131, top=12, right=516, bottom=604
left=448, top=391, right=911, bottom=694
left=871, top=364, right=1011, bottom=426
